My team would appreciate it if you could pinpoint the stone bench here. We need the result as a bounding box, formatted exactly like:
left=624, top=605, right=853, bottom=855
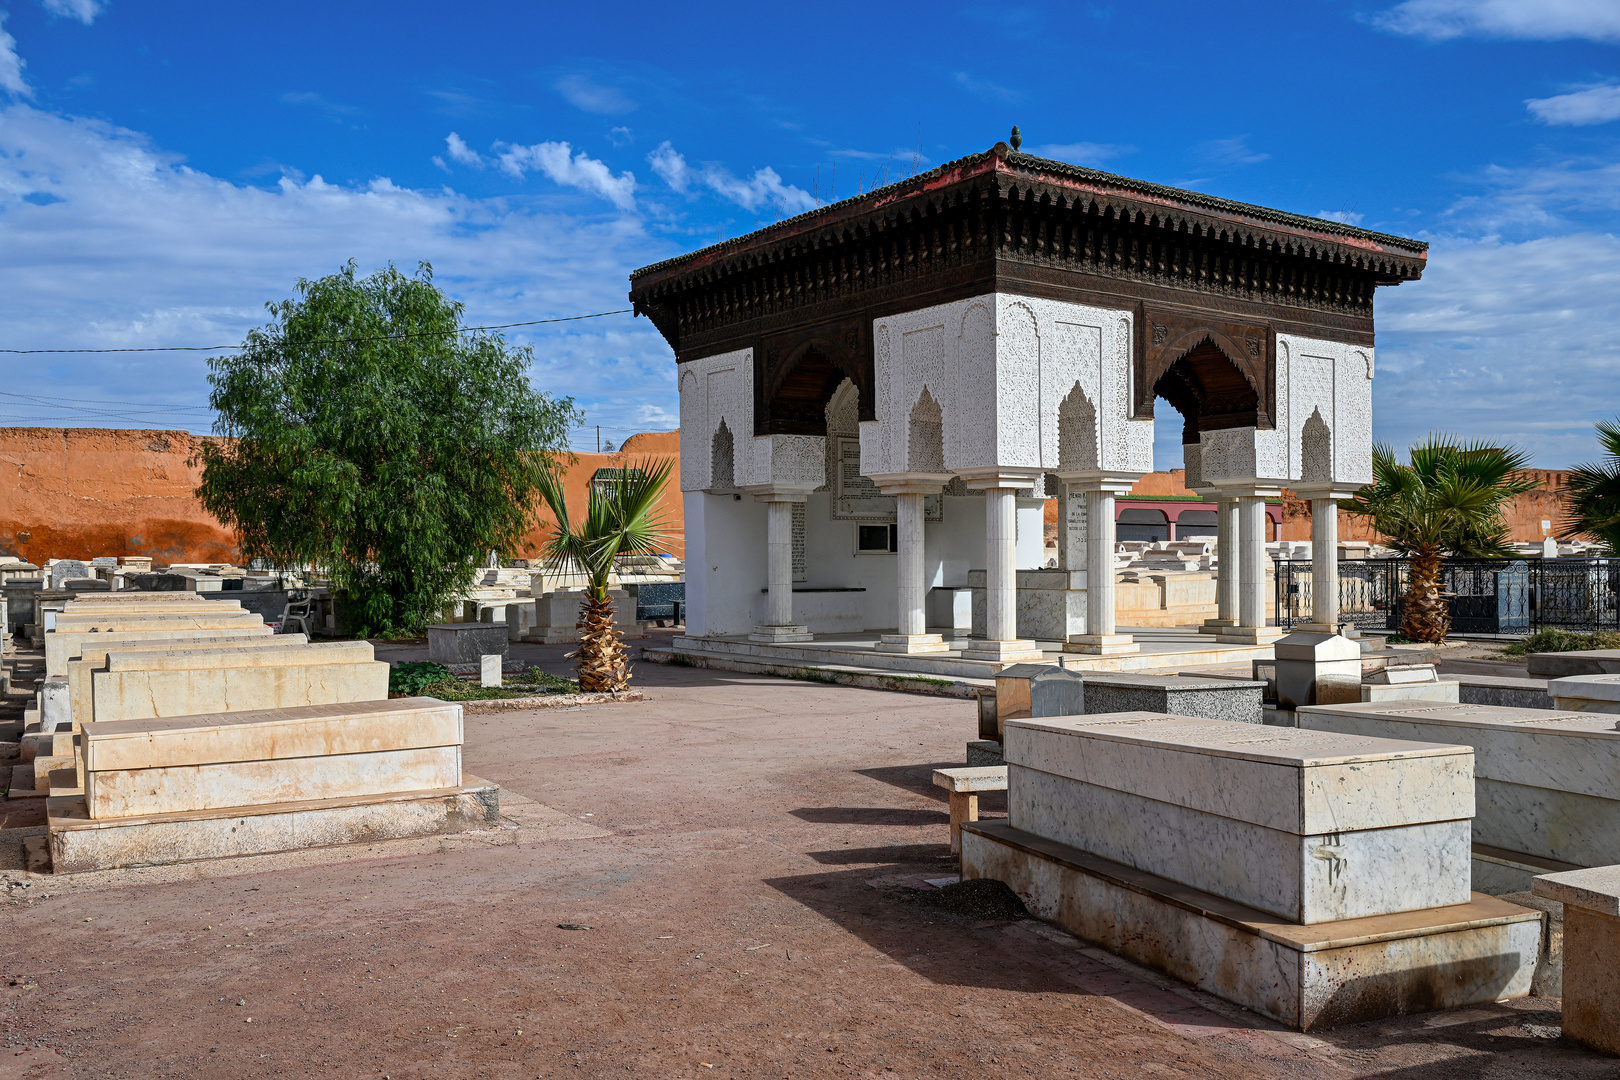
left=1298, top=700, right=1620, bottom=893
left=1533, top=866, right=1620, bottom=1056
left=931, top=765, right=1007, bottom=853
left=89, top=640, right=387, bottom=724
left=963, top=711, right=1539, bottom=1030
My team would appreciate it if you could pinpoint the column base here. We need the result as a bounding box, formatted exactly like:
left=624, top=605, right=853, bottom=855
left=959, top=638, right=1044, bottom=663
left=874, top=633, right=951, bottom=655
left=1198, top=618, right=1237, bottom=637
left=1063, top=634, right=1139, bottom=656
left=1294, top=622, right=1341, bottom=635
left=1218, top=626, right=1286, bottom=645
left=748, top=624, right=813, bottom=644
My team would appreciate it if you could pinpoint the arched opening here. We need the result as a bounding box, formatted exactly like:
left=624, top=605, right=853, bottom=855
left=1174, top=509, right=1219, bottom=539
left=1117, top=508, right=1169, bottom=543
left=762, top=342, right=861, bottom=436
left=1151, top=336, right=1263, bottom=478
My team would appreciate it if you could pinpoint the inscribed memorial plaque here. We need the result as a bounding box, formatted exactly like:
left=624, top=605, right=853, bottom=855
left=830, top=436, right=943, bottom=523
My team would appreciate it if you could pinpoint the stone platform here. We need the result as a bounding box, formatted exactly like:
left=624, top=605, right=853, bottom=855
left=45, top=777, right=500, bottom=873
left=963, top=820, right=1541, bottom=1031
left=664, top=625, right=1277, bottom=680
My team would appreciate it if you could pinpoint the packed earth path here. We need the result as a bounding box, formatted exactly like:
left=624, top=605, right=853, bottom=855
left=0, top=633, right=1611, bottom=1079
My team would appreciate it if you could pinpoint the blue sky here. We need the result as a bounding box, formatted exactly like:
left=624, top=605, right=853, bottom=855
left=1, top=1, right=1618, bottom=464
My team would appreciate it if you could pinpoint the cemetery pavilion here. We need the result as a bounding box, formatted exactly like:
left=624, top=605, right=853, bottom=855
left=629, top=134, right=1427, bottom=671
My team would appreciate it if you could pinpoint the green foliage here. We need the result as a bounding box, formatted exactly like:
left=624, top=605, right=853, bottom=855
left=1563, top=418, right=1620, bottom=555
left=1344, top=437, right=1538, bottom=558
left=534, top=459, right=675, bottom=601
left=512, top=667, right=579, bottom=694
left=1502, top=628, right=1620, bottom=657
left=390, top=660, right=452, bottom=696
left=193, top=261, right=581, bottom=636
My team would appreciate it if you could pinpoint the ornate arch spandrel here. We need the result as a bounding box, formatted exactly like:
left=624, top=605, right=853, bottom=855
left=1133, top=311, right=1275, bottom=429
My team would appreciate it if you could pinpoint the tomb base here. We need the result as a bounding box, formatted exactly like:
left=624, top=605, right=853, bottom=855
left=1063, top=634, right=1138, bottom=656
left=962, top=820, right=1541, bottom=1031
left=748, top=624, right=813, bottom=644
left=966, top=739, right=1005, bottom=767
left=959, top=638, right=1044, bottom=663
left=45, top=776, right=500, bottom=874
left=1218, top=626, right=1286, bottom=645
left=874, top=633, right=950, bottom=655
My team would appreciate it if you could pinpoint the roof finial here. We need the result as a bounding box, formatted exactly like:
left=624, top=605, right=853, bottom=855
left=1009, top=125, right=1022, bottom=152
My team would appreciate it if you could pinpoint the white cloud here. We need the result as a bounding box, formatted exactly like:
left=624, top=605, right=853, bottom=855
left=646, top=141, right=816, bottom=215
left=647, top=140, right=689, bottom=192
left=1028, top=142, right=1134, bottom=168
left=496, top=141, right=636, bottom=211
left=701, top=164, right=818, bottom=216
left=553, top=74, right=636, bottom=115
left=1372, top=0, right=1620, bottom=42
left=1528, top=83, right=1620, bottom=125
left=0, top=12, right=32, bottom=98
left=1374, top=233, right=1620, bottom=466
left=1197, top=136, right=1269, bottom=167
left=951, top=71, right=1020, bottom=104
left=1317, top=210, right=1366, bottom=224
left=0, top=104, right=677, bottom=437
left=1444, top=158, right=1620, bottom=233
left=42, top=0, right=102, bottom=24
left=444, top=131, right=483, bottom=168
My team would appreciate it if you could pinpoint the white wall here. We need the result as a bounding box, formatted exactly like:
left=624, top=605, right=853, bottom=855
left=684, top=490, right=767, bottom=637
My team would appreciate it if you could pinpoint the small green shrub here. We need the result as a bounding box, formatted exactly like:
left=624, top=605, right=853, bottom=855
left=1503, top=629, right=1620, bottom=657
left=390, top=661, right=453, bottom=696
left=511, top=667, right=579, bottom=694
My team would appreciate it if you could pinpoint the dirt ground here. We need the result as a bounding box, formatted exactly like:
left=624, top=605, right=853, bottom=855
left=1, top=634, right=1614, bottom=1079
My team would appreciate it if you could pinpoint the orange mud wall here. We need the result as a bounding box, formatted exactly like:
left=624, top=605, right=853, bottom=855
left=1042, top=467, right=1578, bottom=546
left=521, top=430, right=687, bottom=561
left=0, top=427, right=687, bottom=567
left=0, top=428, right=239, bottom=565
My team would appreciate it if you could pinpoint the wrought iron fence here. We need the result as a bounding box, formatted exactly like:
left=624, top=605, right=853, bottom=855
left=1275, top=557, right=1620, bottom=635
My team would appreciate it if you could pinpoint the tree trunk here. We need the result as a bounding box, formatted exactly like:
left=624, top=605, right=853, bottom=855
left=1401, top=547, right=1451, bottom=643
left=571, top=593, right=631, bottom=692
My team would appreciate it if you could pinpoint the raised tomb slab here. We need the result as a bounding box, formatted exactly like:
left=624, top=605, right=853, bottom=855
left=1298, top=700, right=1620, bottom=893
left=964, top=712, right=1539, bottom=1029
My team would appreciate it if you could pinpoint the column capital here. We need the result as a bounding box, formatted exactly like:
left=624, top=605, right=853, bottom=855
left=1292, top=483, right=1362, bottom=501
left=742, top=484, right=813, bottom=503
left=867, top=471, right=952, bottom=496
left=1210, top=482, right=1286, bottom=499
left=1055, top=470, right=1144, bottom=495
left=954, top=466, right=1045, bottom=490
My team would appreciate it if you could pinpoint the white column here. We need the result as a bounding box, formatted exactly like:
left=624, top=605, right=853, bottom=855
left=749, top=497, right=811, bottom=643
left=766, top=499, right=793, bottom=626
left=1214, top=494, right=1283, bottom=644
left=1309, top=498, right=1339, bottom=630
left=1202, top=497, right=1240, bottom=634
left=1065, top=484, right=1137, bottom=655
left=961, top=483, right=1041, bottom=663
left=1219, top=497, right=1240, bottom=623
left=1238, top=496, right=1266, bottom=630
left=876, top=488, right=948, bottom=654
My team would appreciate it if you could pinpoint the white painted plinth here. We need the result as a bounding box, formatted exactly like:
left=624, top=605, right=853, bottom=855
left=748, top=624, right=813, bottom=643
left=963, top=821, right=1541, bottom=1031
left=874, top=633, right=950, bottom=655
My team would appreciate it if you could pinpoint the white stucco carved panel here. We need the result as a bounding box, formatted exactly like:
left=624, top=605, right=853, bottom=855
left=676, top=348, right=754, bottom=493
left=745, top=433, right=826, bottom=489
left=1272, top=333, right=1375, bottom=487
left=869, top=292, right=1148, bottom=479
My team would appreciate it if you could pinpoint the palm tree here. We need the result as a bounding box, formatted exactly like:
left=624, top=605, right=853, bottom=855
left=1563, top=419, right=1620, bottom=554
left=1344, top=437, right=1537, bottom=643
left=535, top=458, right=674, bottom=691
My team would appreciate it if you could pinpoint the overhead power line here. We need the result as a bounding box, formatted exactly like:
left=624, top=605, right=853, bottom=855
left=0, top=308, right=635, bottom=354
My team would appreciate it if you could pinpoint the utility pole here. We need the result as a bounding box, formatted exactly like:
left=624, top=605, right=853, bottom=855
left=596, top=425, right=600, bottom=453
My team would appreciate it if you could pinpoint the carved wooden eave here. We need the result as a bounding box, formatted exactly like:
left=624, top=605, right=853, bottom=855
left=628, top=142, right=1428, bottom=362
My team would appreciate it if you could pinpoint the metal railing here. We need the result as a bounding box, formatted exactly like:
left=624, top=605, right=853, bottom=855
left=1275, top=557, right=1620, bottom=635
